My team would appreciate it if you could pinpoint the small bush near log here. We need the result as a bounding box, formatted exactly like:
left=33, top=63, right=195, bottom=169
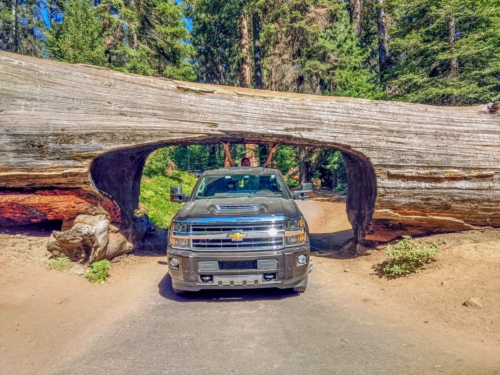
left=383, top=236, right=439, bottom=276
left=84, top=260, right=111, bottom=284
left=48, top=256, right=73, bottom=271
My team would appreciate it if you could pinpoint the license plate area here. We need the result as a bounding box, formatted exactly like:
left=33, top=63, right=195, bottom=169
left=211, top=274, right=279, bottom=286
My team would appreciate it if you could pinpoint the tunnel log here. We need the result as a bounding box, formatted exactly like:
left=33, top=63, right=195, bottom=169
left=1, top=51, right=500, bottom=244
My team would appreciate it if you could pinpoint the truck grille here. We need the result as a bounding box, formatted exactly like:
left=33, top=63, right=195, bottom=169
left=191, top=223, right=284, bottom=233
left=192, top=237, right=283, bottom=250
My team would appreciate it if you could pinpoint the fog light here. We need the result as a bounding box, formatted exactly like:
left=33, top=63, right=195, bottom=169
left=201, top=275, right=213, bottom=283
left=169, top=258, right=179, bottom=268
left=297, top=255, right=307, bottom=265
left=263, top=273, right=276, bottom=281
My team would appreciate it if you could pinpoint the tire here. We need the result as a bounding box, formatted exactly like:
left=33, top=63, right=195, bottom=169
left=173, top=288, right=187, bottom=295
left=292, top=285, right=307, bottom=293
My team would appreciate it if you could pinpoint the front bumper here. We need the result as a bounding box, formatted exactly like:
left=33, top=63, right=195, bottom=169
left=167, top=244, right=310, bottom=291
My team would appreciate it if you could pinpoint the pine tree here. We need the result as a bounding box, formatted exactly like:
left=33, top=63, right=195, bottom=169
left=45, top=0, right=107, bottom=65
left=111, top=0, right=195, bottom=80
left=259, top=0, right=382, bottom=98
left=386, top=0, right=500, bottom=105
left=186, top=0, right=242, bottom=85
left=0, top=0, right=42, bottom=56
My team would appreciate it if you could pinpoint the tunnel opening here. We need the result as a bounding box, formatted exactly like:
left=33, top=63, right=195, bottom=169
left=89, top=138, right=377, bottom=255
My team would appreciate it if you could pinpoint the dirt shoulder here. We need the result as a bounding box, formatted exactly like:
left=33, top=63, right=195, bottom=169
left=0, top=230, right=166, bottom=375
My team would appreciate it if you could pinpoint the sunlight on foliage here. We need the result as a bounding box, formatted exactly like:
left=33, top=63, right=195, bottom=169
left=140, top=169, right=198, bottom=229
left=48, top=256, right=73, bottom=271
left=84, top=260, right=111, bottom=284
left=382, top=236, right=439, bottom=276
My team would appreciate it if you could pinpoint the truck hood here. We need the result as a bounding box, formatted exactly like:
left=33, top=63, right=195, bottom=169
left=175, top=197, right=300, bottom=221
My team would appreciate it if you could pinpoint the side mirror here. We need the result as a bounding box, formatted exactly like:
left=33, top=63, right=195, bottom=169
left=170, top=186, right=189, bottom=203
left=292, top=182, right=314, bottom=200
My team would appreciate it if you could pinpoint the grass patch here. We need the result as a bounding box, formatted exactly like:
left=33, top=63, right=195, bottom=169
left=378, top=236, right=439, bottom=278
left=84, top=260, right=111, bottom=284
left=48, top=256, right=73, bottom=271
left=139, top=170, right=198, bottom=228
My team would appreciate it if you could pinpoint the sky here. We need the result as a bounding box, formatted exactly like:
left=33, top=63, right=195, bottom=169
left=38, top=0, right=193, bottom=32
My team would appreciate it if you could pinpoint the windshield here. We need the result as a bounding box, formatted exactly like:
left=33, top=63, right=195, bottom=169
left=193, top=173, right=289, bottom=199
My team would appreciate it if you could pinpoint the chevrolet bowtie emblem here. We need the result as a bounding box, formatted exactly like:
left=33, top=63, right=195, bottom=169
left=227, top=231, right=247, bottom=241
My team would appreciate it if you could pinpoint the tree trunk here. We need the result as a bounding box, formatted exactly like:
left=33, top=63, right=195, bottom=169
left=258, top=144, right=268, bottom=165
left=349, top=0, right=362, bottom=38
left=332, top=169, right=338, bottom=190
left=12, top=0, right=18, bottom=53
left=245, top=144, right=258, bottom=166
left=448, top=16, right=458, bottom=77
left=240, top=11, right=251, bottom=88
left=376, top=0, right=388, bottom=73
left=252, top=12, right=263, bottom=89
left=217, top=54, right=224, bottom=85
left=299, top=146, right=310, bottom=184
left=2, top=52, right=500, bottom=245
left=208, top=144, right=217, bottom=169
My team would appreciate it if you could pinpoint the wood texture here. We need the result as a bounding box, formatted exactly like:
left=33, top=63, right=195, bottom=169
left=1, top=51, right=499, bottom=245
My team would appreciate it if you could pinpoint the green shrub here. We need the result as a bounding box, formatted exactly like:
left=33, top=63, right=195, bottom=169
left=84, top=260, right=111, bottom=284
left=48, top=256, right=73, bottom=271
left=139, top=170, right=198, bottom=228
left=286, top=178, right=299, bottom=188
left=382, top=236, right=439, bottom=276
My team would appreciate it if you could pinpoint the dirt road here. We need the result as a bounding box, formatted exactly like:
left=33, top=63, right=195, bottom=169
left=1, top=196, right=499, bottom=374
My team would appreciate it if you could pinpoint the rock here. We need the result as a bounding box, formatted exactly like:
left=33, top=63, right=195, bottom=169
left=47, top=214, right=109, bottom=263
left=106, top=231, right=133, bottom=259
left=463, top=298, right=483, bottom=309
left=51, top=250, right=60, bottom=257
left=70, top=264, right=86, bottom=276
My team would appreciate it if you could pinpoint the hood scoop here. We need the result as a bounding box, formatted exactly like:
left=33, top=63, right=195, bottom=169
left=214, top=204, right=261, bottom=213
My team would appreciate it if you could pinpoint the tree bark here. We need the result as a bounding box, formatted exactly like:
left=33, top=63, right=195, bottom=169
left=448, top=16, right=459, bottom=77
left=349, top=0, right=362, bottom=38
left=252, top=12, right=263, bottom=89
left=376, top=0, right=388, bottom=73
left=299, top=146, right=310, bottom=184
left=12, top=0, right=18, bottom=53
left=1, top=52, right=500, bottom=245
left=245, top=144, right=258, bottom=166
left=240, top=11, right=251, bottom=88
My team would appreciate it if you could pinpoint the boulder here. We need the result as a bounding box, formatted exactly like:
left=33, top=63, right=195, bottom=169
left=47, top=214, right=110, bottom=263
left=106, top=224, right=134, bottom=259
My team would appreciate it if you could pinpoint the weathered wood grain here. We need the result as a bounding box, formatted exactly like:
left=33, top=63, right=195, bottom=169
left=1, top=51, right=499, bottom=245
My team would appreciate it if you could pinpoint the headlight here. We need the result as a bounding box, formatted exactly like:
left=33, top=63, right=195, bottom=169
left=171, top=222, right=189, bottom=232
left=173, top=237, right=190, bottom=247
left=170, top=237, right=191, bottom=248
left=285, top=234, right=305, bottom=244
left=297, top=255, right=307, bottom=266
left=285, top=218, right=304, bottom=230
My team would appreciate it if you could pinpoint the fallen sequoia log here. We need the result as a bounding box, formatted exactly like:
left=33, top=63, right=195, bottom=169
left=1, top=51, right=499, bottom=255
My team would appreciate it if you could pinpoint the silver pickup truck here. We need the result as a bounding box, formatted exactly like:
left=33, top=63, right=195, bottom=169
left=167, top=167, right=313, bottom=295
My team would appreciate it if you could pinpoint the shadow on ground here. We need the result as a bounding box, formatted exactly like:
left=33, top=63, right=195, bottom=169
left=158, top=273, right=301, bottom=303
